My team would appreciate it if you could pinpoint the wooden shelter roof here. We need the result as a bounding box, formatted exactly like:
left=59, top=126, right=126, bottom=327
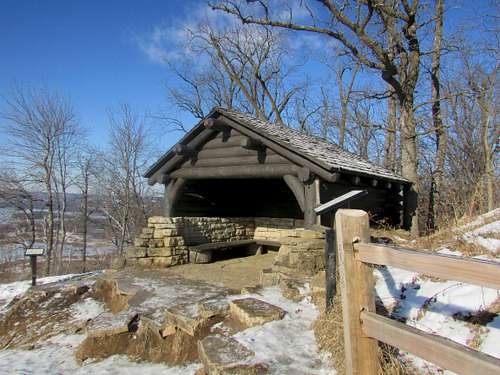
left=145, top=107, right=410, bottom=185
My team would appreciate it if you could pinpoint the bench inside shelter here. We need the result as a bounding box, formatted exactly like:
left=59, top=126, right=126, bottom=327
left=189, top=239, right=281, bottom=264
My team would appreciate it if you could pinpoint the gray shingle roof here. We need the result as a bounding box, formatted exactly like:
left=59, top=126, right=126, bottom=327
left=216, top=108, right=409, bottom=183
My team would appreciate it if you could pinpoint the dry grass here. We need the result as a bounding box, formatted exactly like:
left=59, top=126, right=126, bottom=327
left=313, top=294, right=346, bottom=374
left=313, top=294, right=418, bottom=375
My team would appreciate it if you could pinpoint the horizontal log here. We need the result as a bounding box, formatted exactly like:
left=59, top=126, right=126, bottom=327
left=202, top=134, right=247, bottom=149
left=241, top=137, right=264, bottom=149
left=218, top=115, right=340, bottom=182
left=361, top=311, right=500, bottom=375
left=191, top=154, right=289, bottom=167
left=355, top=243, right=500, bottom=289
left=169, top=164, right=301, bottom=179
left=148, top=128, right=216, bottom=185
left=203, top=117, right=229, bottom=131
left=197, top=146, right=264, bottom=159
left=174, top=144, right=196, bottom=156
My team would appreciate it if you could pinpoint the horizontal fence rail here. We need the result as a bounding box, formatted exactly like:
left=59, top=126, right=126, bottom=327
left=355, top=242, right=500, bottom=290
left=334, top=209, right=500, bottom=375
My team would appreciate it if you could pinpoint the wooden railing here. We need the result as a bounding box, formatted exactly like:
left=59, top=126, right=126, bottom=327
left=334, top=209, right=500, bottom=375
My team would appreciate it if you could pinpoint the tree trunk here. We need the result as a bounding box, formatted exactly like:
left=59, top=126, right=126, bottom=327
left=58, top=186, right=67, bottom=272
left=480, top=93, right=495, bottom=211
left=384, top=90, right=397, bottom=171
left=82, top=173, right=88, bottom=273
left=44, top=165, right=54, bottom=275
left=428, top=0, right=446, bottom=232
left=400, top=97, right=419, bottom=235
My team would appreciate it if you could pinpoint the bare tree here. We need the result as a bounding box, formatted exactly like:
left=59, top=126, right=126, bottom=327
left=466, top=63, right=499, bottom=212
left=161, top=19, right=303, bottom=127
left=0, top=170, right=37, bottom=252
left=53, top=111, right=82, bottom=271
left=96, top=104, right=154, bottom=255
left=1, top=87, right=76, bottom=274
left=75, top=150, right=95, bottom=272
left=336, top=62, right=360, bottom=149
left=426, top=0, right=446, bottom=232
left=211, top=0, right=439, bottom=234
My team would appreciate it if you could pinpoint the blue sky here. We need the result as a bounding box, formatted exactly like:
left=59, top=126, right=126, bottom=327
left=0, top=0, right=495, bottom=151
left=0, top=0, right=202, bottom=149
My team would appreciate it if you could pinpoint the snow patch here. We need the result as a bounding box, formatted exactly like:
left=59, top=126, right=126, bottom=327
left=70, top=298, right=106, bottom=321
left=0, top=334, right=201, bottom=375
left=0, top=273, right=91, bottom=311
left=231, top=286, right=331, bottom=375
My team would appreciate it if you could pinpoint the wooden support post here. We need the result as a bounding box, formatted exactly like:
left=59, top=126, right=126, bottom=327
left=352, top=176, right=361, bottom=185
left=283, top=174, right=305, bottom=212
left=335, top=209, right=378, bottom=375
left=324, top=228, right=336, bottom=309
left=164, top=178, right=186, bottom=217
left=304, top=178, right=317, bottom=228
left=315, top=178, right=321, bottom=224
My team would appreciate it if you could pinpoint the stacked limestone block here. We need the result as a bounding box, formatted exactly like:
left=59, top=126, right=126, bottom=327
left=180, top=217, right=255, bottom=246
left=253, top=218, right=305, bottom=243
left=126, top=216, right=188, bottom=268
left=260, top=227, right=326, bottom=287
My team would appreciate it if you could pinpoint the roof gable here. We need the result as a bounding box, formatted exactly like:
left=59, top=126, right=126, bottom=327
left=145, top=107, right=409, bottom=185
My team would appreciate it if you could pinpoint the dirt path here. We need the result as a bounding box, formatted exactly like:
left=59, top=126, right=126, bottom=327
left=166, top=252, right=276, bottom=290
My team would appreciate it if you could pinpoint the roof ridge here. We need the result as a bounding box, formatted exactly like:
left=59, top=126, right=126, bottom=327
left=215, top=107, right=407, bottom=183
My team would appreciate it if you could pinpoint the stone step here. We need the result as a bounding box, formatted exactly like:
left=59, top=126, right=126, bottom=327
left=86, top=310, right=139, bottom=338
left=198, top=335, right=268, bottom=375
left=260, top=268, right=279, bottom=287
left=229, top=298, right=286, bottom=329
left=279, top=279, right=305, bottom=303
left=163, top=297, right=229, bottom=337
left=163, top=303, right=210, bottom=337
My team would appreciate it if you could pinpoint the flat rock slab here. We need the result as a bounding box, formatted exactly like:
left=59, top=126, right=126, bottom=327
left=197, top=298, right=230, bottom=319
left=198, top=335, right=268, bottom=375
left=229, top=298, right=286, bottom=328
left=87, top=310, right=138, bottom=338
left=164, top=303, right=207, bottom=336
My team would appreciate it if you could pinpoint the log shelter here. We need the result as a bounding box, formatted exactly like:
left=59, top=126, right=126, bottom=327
left=145, top=108, right=413, bottom=229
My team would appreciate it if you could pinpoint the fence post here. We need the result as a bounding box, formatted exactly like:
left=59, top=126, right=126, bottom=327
left=335, top=209, right=378, bottom=375
left=324, top=227, right=336, bottom=309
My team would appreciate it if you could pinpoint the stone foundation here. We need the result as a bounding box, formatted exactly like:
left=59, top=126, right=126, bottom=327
left=125, top=216, right=323, bottom=279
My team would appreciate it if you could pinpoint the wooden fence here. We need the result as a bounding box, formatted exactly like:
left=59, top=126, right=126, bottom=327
left=334, top=209, right=500, bottom=375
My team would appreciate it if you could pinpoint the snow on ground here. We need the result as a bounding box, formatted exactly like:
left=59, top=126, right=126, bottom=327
left=463, top=220, right=500, bottom=253
left=0, top=273, right=332, bottom=375
left=70, top=297, right=106, bottom=322
left=229, top=286, right=331, bottom=375
left=0, top=273, right=95, bottom=311
left=455, top=208, right=500, bottom=232
left=375, top=211, right=500, bottom=374
left=0, top=334, right=201, bottom=375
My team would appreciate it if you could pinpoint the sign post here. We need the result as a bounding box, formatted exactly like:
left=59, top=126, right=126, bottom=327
left=314, top=190, right=368, bottom=310
left=24, top=248, right=45, bottom=286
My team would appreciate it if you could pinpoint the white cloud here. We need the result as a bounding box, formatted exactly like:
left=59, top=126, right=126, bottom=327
left=135, top=3, right=237, bottom=66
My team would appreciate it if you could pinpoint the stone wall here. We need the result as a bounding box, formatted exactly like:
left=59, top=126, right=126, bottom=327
left=125, top=216, right=321, bottom=273
left=126, top=216, right=189, bottom=268
left=126, top=216, right=305, bottom=267
left=260, top=227, right=326, bottom=287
